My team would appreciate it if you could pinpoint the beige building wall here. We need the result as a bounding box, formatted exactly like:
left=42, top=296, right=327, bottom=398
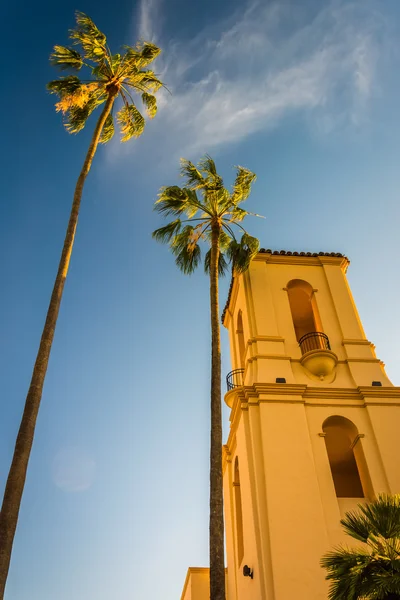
left=181, top=250, right=400, bottom=600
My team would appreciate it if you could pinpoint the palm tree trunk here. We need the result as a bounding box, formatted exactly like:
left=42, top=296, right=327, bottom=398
left=209, top=223, right=225, bottom=600
left=0, top=91, right=116, bottom=599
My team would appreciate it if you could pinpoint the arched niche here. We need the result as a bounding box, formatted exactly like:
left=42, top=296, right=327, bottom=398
left=287, top=279, right=323, bottom=343
left=236, top=310, right=246, bottom=369
left=322, top=416, right=373, bottom=499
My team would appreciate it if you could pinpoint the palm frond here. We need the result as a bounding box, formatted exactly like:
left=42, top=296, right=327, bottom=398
left=155, top=186, right=200, bottom=218
left=198, top=155, right=224, bottom=190
left=321, top=547, right=372, bottom=600
left=340, top=509, right=372, bottom=543
left=175, top=244, right=201, bottom=274
left=322, top=495, right=400, bottom=600
left=99, top=113, right=114, bottom=144
left=111, top=53, right=121, bottom=71
left=123, top=43, right=161, bottom=72
left=232, top=165, right=257, bottom=204
left=142, top=92, right=157, bottom=118
left=135, top=70, right=163, bottom=93
left=50, top=45, right=83, bottom=71
left=226, top=206, right=248, bottom=222
left=54, top=82, right=100, bottom=113
left=204, top=249, right=229, bottom=276
left=152, top=219, right=182, bottom=243
left=63, top=95, right=103, bottom=133
left=117, top=103, right=145, bottom=141
left=359, top=494, right=400, bottom=540
left=91, top=63, right=109, bottom=80
left=229, top=233, right=260, bottom=274
left=139, top=42, right=161, bottom=65
left=69, top=11, right=107, bottom=62
left=180, top=158, right=206, bottom=190
left=47, top=75, right=82, bottom=96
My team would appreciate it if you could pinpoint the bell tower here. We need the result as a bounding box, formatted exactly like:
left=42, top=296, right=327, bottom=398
left=221, top=250, right=400, bottom=600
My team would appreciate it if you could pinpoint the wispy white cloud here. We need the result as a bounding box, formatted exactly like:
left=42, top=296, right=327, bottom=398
left=137, top=0, right=160, bottom=41
left=108, top=0, right=388, bottom=163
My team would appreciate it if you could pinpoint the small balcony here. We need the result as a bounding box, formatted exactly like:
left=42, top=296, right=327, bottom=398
left=226, top=368, right=244, bottom=391
left=298, top=331, right=331, bottom=354
left=298, top=332, right=337, bottom=380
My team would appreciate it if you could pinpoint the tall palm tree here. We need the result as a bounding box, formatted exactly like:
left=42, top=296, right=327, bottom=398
left=152, top=156, right=260, bottom=600
left=321, top=494, right=400, bottom=600
left=0, top=12, right=163, bottom=596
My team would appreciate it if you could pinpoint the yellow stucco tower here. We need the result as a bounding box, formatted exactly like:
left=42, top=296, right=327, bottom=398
left=180, top=250, right=400, bottom=600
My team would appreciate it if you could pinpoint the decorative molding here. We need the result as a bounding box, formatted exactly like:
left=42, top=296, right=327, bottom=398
left=248, top=354, right=290, bottom=362
left=359, top=386, right=400, bottom=399
left=249, top=335, right=285, bottom=343
left=342, top=339, right=372, bottom=346
left=224, top=384, right=400, bottom=420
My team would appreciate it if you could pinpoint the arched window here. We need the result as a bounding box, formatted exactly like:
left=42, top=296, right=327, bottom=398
left=234, top=457, right=244, bottom=565
left=323, top=416, right=372, bottom=499
left=287, top=279, right=322, bottom=343
left=236, top=311, right=246, bottom=369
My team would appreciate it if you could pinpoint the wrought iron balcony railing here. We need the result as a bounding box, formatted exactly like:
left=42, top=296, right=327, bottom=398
left=298, top=331, right=331, bottom=355
left=226, top=368, right=244, bottom=391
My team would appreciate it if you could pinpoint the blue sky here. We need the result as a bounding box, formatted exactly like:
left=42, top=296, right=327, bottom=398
left=1, top=0, right=400, bottom=598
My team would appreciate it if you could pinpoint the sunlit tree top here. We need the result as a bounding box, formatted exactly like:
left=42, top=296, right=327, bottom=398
left=153, top=156, right=262, bottom=276
left=47, top=11, right=164, bottom=142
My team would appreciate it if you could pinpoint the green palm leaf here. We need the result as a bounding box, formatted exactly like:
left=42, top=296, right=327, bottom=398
left=50, top=45, right=83, bottom=71
left=99, top=113, right=114, bottom=144
left=117, top=104, right=145, bottom=141
left=322, top=495, right=400, bottom=600
left=47, top=75, right=82, bottom=96
left=204, top=249, right=229, bottom=276
left=142, top=93, right=157, bottom=118
left=139, top=42, right=162, bottom=65
left=64, top=96, right=100, bottom=133
left=152, top=219, right=182, bottom=243
left=69, top=11, right=107, bottom=62
left=175, top=243, right=201, bottom=274
left=232, top=165, right=257, bottom=203
left=155, top=187, right=200, bottom=218
left=180, top=158, right=206, bottom=190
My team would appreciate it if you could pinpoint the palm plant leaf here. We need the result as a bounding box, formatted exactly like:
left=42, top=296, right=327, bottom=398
left=204, top=249, right=229, bottom=276
left=232, top=165, right=257, bottom=204
left=227, top=234, right=260, bottom=274
left=64, top=96, right=101, bottom=133
left=47, top=75, right=82, bottom=96
left=139, top=42, right=162, bottom=65
left=198, top=155, right=224, bottom=190
left=340, top=509, right=372, bottom=543
left=69, top=11, right=108, bottom=62
left=322, top=495, right=400, bottom=600
left=155, top=187, right=200, bottom=218
left=117, top=104, right=145, bottom=141
left=142, top=92, right=157, bottom=118
left=152, top=219, right=182, bottom=243
left=50, top=45, right=83, bottom=70
left=175, top=244, right=201, bottom=274
left=99, top=113, right=115, bottom=143
left=135, top=70, right=164, bottom=93
left=359, top=495, right=400, bottom=540
left=180, top=158, right=206, bottom=190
